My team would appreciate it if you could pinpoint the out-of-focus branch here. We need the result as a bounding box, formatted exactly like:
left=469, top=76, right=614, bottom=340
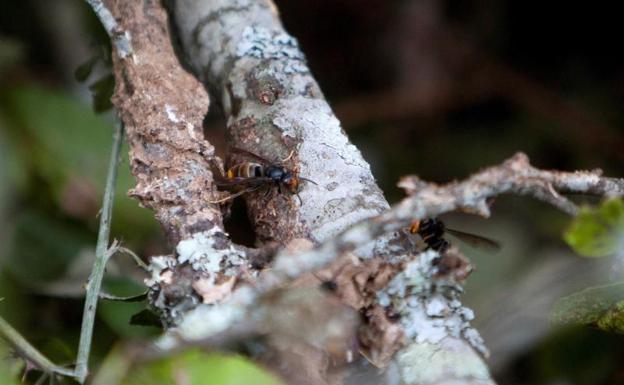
left=0, top=315, right=75, bottom=378
left=84, top=0, right=132, bottom=59
left=74, top=122, right=124, bottom=383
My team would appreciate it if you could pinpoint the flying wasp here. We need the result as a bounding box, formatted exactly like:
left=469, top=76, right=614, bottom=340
left=409, top=218, right=501, bottom=253
left=210, top=147, right=317, bottom=204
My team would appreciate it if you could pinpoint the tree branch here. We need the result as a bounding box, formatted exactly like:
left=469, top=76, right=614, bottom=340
left=84, top=0, right=132, bottom=59
left=156, top=152, right=623, bottom=384
left=0, top=315, right=74, bottom=378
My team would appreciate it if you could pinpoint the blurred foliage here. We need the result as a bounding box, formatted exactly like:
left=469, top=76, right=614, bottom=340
left=0, top=340, right=20, bottom=385
left=118, top=349, right=284, bottom=385
left=88, top=74, right=114, bottom=113
left=564, top=198, right=624, bottom=258
left=551, top=282, right=624, bottom=333
left=527, top=327, right=624, bottom=385
left=6, top=210, right=92, bottom=291
left=99, top=277, right=157, bottom=338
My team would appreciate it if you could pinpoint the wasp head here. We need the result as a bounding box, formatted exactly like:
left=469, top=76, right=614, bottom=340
left=281, top=171, right=299, bottom=193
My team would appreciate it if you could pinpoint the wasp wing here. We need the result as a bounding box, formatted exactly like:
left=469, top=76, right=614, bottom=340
left=209, top=185, right=264, bottom=204
left=445, top=228, right=501, bottom=252
left=215, top=176, right=273, bottom=189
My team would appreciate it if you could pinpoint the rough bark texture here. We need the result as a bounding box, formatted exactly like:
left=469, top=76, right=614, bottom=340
left=166, top=1, right=494, bottom=384
left=104, top=0, right=258, bottom=325
left=106, top=0, right=218, bottom=243
left=171, top=0, right=388, bottom=245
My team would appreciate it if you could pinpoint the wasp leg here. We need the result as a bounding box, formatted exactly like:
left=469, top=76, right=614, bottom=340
left=280, top=149, right=295, bottom=163
left=209, top=186, right=261, bottom=204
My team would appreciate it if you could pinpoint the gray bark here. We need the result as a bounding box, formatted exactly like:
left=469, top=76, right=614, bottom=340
left=168, top=1, right=495, bottom=384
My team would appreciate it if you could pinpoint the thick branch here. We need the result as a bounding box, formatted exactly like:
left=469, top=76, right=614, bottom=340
left=101, top=0, right=259, bottom=326
left=171, top=0, right=388, bottom=245
left=104, top=0, right=219, bottom=244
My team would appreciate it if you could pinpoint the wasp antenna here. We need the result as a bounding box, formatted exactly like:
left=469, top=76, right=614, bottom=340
left=299, top=177, right=318, bottom=185
left=295, top=192, right=303, bottom=206
left=280, top=149, right=295, bottom=163
left=208, top=195, right=235, bottom=204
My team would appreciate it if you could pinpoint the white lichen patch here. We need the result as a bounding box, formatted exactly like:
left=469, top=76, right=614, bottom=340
left=145, top=255, right=178, bottom=287
left=236, top=25, right=307, bottom=74
left=156, top=302, right=245, bottom=348
left=395, top=340, right=493, bottom=385
left=165, top=104, right=180, bottom=123
left=566, top=172, right=601, bottom=191
left=271, top=96, right=388, bottom=242
left=156, top=285, right=257, bottom=349
left=377, top=250, right=489, bottom=357
left=175, top=229, right=244, bottom=274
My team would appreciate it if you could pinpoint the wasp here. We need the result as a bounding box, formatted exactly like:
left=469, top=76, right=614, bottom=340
left=409, top=218, right=501, bottom=253
left=211, top=148, right=316, bottom=204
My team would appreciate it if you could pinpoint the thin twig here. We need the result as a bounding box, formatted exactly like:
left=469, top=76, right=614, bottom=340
left=0, top=315, right=74, bottom=377
left=115, top=246, right=149, bottom=271
left=84, top=0, right=133, bottom=59
left=75, top=122, right=124, bottom=384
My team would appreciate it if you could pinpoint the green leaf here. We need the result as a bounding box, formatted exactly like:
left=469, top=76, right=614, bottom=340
left=551, top=282, right=624, bottom=332
left=75, top=56, right=98, bottom=82
left=89, top=73, right=115, bottom=113
left=129, top=309, right=162, bottom=328
left=595, top=301, right=624, bottom=333
left=5, top=85, right=157, bottom=239
left=0, top=340, right=20, bottom=385
left=6, top=211, right=92, bottom=290
left=99, top=278, right=158, bottom=338
left=563, top=198, right=624, bottom=257
left=121, top=349, right=285, bottom=385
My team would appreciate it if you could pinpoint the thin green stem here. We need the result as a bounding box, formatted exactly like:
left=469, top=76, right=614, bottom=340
left=75, top=121, right=124, bottom=383
left=0, top=315, right=74, bottom=377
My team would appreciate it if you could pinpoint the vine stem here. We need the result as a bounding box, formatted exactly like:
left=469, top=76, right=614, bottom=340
left=75, top=121, right=124, bottom=383
left=0, top=315, right=75, bottom=377
left=0, top=122, right=124, bottom=382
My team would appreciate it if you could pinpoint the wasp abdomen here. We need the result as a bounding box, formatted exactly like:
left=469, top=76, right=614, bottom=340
left=227, top=162, right=264, bottom=179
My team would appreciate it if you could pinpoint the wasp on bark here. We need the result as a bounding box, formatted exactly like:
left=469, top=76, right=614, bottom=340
left=210, top=148, right=316, bottom=204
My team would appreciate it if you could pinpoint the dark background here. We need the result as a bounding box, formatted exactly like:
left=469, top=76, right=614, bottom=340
left=1, top=1, right=623, bottom=384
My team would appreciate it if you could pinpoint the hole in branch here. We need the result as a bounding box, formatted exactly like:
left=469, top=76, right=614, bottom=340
left=224, top=197, right=256, bottom=248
